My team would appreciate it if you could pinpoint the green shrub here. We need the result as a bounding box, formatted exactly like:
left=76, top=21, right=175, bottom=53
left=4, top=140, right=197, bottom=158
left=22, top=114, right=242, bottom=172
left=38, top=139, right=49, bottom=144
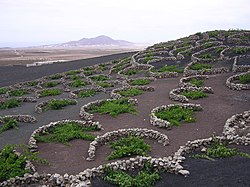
left=27, top=81, right=38, bottom=87
left=89, top=98, right=138, bottom=117
left=0, top=144, right=29, bottom=182
left=70, top=79, right=86, bottom=88
left=50, top=74, right=63, bottom=80
left=65, top=70, right=81, bottom=75
left=43, top=99, right=77, bottom=111
left=188, top=78, right=204, bottom=87
left=216, top=47, right=224, bottom=53
left=190, top=63, right=212, bottom=70
left=0, top=88, right=8, bottom=95
left=70, top=75, right=81, bottom=80
left=0, top=118, right=18, bottom=134
left=0, top=99, right=21, bottom=109
left=200, top=53, right=212, bottom=59
left=239, top=73, right=250, bottom=84
left=153, top=65, right=184, bottom=73
left=204, top=42, right=213, bottom=48
left=97, top=81, right=113, bottom=88
left=192, top=139, right=250, bottom=161
left=40, top=89, right=62, bottom=97
left=44, top=81, right=59, bottom=88
left=34, top=122, right=98, bottom=144
left=119, top=88, right=144, bottom=97
left=103, top=163, right=160, bottom=187
left=131, top=79, right=151, bottom=86
left=77, top=90, right=96, bottom=98
left=83, top=71, right=94, bottom=76
left=208, top=31, right=219, bottom=37
left=9, top=89, right=29, bottom=97
left=143, top=56, right=154, bottom=64
left=181, top=90, right=208, bottom=100
left=83, top=66, right=95, bottom=71
left=90, top=75, right=109, bottom=81
left=98, top=64, right=108, bottom=71
left=124, top=69, right=140, bottom=76
left=155, top=105, right=201, bottom=127
left=233, top=47, right=247, bottom=54
left=107, top=135, right=151, bottom=160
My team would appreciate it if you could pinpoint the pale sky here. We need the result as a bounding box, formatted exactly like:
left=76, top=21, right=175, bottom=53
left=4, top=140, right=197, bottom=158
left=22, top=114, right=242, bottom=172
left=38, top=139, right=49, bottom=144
left=0, top=0, right=250, bottom=47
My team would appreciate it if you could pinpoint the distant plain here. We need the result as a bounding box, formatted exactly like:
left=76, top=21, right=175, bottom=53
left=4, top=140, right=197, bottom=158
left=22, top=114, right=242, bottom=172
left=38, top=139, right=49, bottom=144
left=0, top=46, right=142, bottom=66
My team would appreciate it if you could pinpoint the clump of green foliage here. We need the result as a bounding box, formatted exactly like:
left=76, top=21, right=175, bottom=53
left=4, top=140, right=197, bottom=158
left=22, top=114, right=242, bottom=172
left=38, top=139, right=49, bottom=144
left=43, top=99, right=77, bottom=111
left=216, top=47, right=224, bottom=53
left=77, top=89, right=97, bottom=98
left=153, top=65, right=184, bottom=73
left=83, top=66, right=95, bottom=71
left=181, top=90, right=208, bottom=100
left=124, top=69, right=141, bottom=76
left=0, top=144, right=48, bottom=182
left=155, top=105, right=201, bottom=127
left=0, top=88, right=8, bottom=95
left=190, top=63, right=212, bottom=70
left=192, top=139, right=250, bottom=161
left=98, top=64, right=108, bottom=71
left=70, top=79, right=86, bottom=88
left=50, top=74, right=63, bottom=80
left=188, top=78, right=204, bottom=87
left=70, top=75, right=81, bottom=80
left=208, top=31, right=219, bottom=37
left=233, top=47, right=248, bottom=55
left=118, top=88, right=144, bottom=97
left=0, top=99, right=21, bottom=109
left=239, top=73, right=250, bottom=84
left=34, top=122, right=98, bottom=145
left=103, top=162, right=160, bottom=187
left=97, top=81, right=113, bottom=88
left=27, top=81, right=38, bottom=87
left=107, top=135, right=151, bottom=160
left=43, top=81, right=59, bottom=88
left=65, top=70, right=81, bottom=75
left=9, top=89, right=29, bottom=97
left=89, top=98, right=138, bottom=117
left=0, top=144, right=29, bottom=182
left=90, top=75, right=109, bottom=81
left=143, top=53, right=154, bottom=64
left=83, top=71, right=94, bottom=76
left=200, top=53, right=213, bottom=59
left=0, top=117, right=18, bottom=134
left=204, top=42, right=213, bottom=49
left=130, top=79, right=151, bottom=86
left=39, top=89, right=62, bottom=97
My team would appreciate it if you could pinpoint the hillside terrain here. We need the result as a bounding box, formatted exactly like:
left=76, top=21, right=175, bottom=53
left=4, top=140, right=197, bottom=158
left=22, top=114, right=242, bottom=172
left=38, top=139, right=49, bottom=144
left=0, top=29, right=250, bottom=187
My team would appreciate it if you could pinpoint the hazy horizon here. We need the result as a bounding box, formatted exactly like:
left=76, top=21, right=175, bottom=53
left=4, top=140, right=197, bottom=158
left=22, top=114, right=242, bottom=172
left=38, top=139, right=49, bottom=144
left=1, top=0, right=250, bottom=47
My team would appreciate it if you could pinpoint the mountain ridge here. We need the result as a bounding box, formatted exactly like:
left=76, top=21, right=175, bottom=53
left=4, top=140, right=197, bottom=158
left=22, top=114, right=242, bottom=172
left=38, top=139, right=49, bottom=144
left=43, top=35, right=133, bottom=48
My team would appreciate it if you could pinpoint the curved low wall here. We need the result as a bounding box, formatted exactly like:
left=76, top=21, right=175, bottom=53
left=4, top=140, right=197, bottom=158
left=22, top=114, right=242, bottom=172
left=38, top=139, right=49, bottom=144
left=79, top=98, right=138, bottom=121
left=28, top=119, right=101, bottom=152
left=110, top=85, right=155, bottom=99
left=169, top=86, right=214, bottom=103
left=86, top=128, right=170, bottom=161
left=226, top=71, right=250, bottom=90
left=150, top=103, right=202, bottom=129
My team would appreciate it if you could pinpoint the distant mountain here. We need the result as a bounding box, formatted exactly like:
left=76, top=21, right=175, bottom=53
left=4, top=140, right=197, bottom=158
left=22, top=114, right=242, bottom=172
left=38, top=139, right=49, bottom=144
left=43, top=35, right=134, bottom=48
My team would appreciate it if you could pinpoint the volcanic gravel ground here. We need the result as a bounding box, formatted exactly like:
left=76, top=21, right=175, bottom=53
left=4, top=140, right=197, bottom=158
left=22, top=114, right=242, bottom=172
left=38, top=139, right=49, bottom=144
left=33, top=73, right=249, bottom=175
left=0, top=52, right=135, bottom=87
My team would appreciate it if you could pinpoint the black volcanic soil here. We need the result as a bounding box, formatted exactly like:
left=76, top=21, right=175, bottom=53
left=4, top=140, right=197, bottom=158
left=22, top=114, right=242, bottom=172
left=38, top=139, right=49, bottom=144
left=91, top=145, right=250, bottom=187
left=34, top=73, right=249, bottom=175
left=0, top=52, right=135, bottom=87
